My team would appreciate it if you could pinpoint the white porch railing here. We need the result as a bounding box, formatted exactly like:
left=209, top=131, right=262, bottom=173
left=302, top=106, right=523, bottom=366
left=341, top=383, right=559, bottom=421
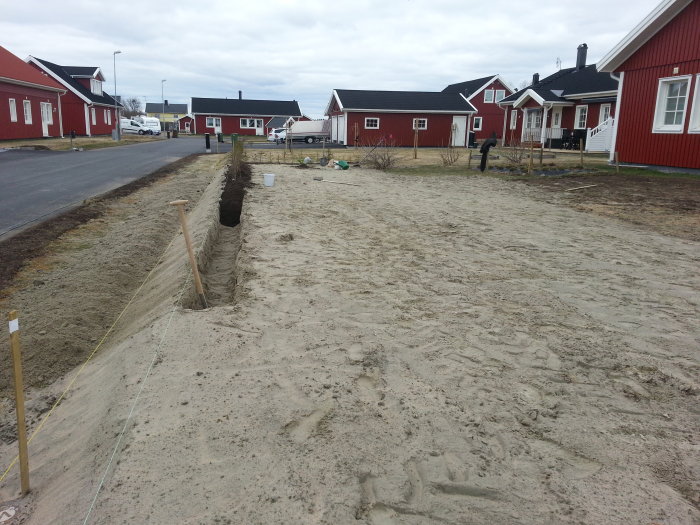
left=522, top=127, right=565, bottom=143
left=586, top=118, right=615, bottom=152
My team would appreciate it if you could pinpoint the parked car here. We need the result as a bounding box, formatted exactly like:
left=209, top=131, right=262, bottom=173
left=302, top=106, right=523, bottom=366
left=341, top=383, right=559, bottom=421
left=135, top=116, right=161, bottom=135
left=120, top=118, right=150, bottom=135
left=267, top=128, right=287, bottom=144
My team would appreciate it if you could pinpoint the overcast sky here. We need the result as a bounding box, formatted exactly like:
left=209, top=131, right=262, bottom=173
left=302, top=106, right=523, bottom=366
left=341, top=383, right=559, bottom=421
left=2, top=0, right=661, bottom=118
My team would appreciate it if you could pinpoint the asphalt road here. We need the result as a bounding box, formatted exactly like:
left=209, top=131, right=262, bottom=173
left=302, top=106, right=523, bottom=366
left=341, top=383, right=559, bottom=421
left=0, top=137, right=229, bottom=239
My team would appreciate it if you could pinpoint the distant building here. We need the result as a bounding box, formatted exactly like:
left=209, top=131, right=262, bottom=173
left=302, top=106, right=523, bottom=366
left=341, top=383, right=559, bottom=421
left=145, top=102, right=188, bottom=131
left=190, top=96, right=302, bottom=136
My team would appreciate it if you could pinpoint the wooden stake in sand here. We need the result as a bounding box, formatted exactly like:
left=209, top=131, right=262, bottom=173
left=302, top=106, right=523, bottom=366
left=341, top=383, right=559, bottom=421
left=7, top=311, right=29, bottom=495
left=169, top=200, right=208, bottom=309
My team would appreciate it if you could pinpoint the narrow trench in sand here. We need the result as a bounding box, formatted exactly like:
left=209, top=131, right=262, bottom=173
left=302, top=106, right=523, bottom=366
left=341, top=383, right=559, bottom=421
left=196, top=164, right=250, bottom=308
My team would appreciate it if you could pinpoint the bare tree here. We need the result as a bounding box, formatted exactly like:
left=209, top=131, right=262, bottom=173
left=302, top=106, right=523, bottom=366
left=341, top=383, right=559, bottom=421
left=121, top=97, right=143, bottom=118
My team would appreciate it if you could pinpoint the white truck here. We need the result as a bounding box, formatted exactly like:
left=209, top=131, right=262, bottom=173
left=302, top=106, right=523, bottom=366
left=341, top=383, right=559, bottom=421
left=287, top=119, right=331, bottom=144
left=135, top=116, right=162, bottom=135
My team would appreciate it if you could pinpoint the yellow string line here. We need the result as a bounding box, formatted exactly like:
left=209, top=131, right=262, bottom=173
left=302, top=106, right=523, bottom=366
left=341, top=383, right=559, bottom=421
left=0, top=235, right=177, bottom=484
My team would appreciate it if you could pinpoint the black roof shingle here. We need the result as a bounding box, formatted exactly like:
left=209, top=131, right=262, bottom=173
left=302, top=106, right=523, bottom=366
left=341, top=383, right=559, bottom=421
left=191, top=97, right=302, bottom=116
left=145, top=102, right=188, bottom=114
left=500, top=64, right=617, bottom=104
left=31, top=57, right=117, bottom=106
left=441, top=75, right=496, bottom=97
left=333, top=89, right=476, bottom=113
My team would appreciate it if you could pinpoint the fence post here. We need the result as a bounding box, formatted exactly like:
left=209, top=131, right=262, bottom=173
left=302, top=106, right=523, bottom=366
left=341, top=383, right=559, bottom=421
left=8, top=311, right=30, bottom=495
left=169, top=201, right=208, bottom=309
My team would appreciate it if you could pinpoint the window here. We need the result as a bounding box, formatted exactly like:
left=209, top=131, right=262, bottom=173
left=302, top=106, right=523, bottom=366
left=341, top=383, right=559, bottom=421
left=91, top=107, right=96, bottom=126
left=599, top=104, right=611, bottom=123
left=653, top=76, right=691, bottom=133
left=553, top=109, right=561, bottom=127
left=412, top=118, right=427, bottom=130
left=495, top=89, right=506, bottom=102
left=473, top=117, right=482, bottom=130
left=689, top=74, right=700, bottom=133
left=574, top=105, right=588, bottom=129
left=484, top=90, right=494, bottom=103
left=240, top=118, right=262, bottom=128
left=9, top=98, right=17, bottom=122
left=364, top=117, right=379, bottom=129
left=107, top=110, right=111, bottom=126
left=206, top=117, right=222, bottom=128
left=23, top=100, right=32, bottom=124
left=90, top=78, right=103, bottom=96
left=509, top=109, right=517, bottom=130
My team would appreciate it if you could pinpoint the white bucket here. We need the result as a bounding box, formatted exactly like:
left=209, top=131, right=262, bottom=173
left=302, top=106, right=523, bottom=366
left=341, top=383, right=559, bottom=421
left=263, top=173, right=275, bottom=187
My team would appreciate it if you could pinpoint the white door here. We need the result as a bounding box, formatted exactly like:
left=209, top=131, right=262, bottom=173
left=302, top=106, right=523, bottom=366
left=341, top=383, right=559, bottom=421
left=451, top=115, right=467, bottom=146
left=214, top=117, right=222, bottom=134
left=255, top=119, right=264, bottom=136
left=84, top=104, right=91, bottom=136
left=337, top=115, right=346, bottom=144
left=40, top=102, right=52, bottom=137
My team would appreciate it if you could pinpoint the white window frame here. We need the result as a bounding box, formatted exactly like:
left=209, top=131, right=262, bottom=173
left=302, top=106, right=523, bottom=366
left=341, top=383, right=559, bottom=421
left=90, top=78, right=102, bottom=96
left=240, top=118, right=262, bottom=129
left=653, top=75, right=691, bottom=134
left=509, top=109, right=517, bottom=130
left=23, top=100, right=32, bottom=124
left=552, top=108, right=562, bottom=128
left=574, top=105, right=588, bottom=129
left=689, top=74, right=700, bottom=134
left=364, top=117, right=379, bottom=129
left=9, top=98, right=17, bottom=122
left=107, top=110, right=111, bottom=126
left=473, top=116, right=483, bottom=130
left=484, top=89, right=494, bottom=103
left=599, top=104, right=611, bottom=124
left=412, top=118, right=427, bottom=130
left=91, top=107, right=96, bottom=126
left=207, top=117, right=222, bottom=128
left=495, top=89, right=506, bottom=102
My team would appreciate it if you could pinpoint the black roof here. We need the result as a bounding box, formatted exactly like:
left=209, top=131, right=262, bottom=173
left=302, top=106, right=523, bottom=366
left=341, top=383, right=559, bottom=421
left=333, top=89, right=476, bottom=113
left=266, top=116, right=293, bottom=128
left=145, top=102, right=188, bottom=114
left=31, top=57, right=117, bottom=106
left=500, top=65, right=618, bottom=104
left=63, top=66, right=98, bottom=78
left=441, top=75, right=496, bottom=96
left=191, top=97, right=302, bottom=116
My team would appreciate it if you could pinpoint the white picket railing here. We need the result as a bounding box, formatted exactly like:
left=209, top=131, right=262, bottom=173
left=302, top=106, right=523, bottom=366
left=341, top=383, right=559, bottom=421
left=585, top=118, right=615, bottom=152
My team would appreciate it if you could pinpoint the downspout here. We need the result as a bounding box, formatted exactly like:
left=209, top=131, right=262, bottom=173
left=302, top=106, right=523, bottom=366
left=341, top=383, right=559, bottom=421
left=499, top=103, right=508, bottom=146
left=608, top=72, right=623, bottom=163
left=57, top=92, right=64, bottom=138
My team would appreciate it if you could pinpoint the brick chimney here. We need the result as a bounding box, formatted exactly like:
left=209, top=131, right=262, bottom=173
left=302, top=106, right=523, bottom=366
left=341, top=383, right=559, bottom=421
left=576, top=43, right=588, bottom=70
left=532, top=73, right=540, bottom=85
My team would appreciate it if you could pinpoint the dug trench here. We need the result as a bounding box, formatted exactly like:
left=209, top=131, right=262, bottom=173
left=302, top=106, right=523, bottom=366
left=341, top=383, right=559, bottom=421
left=0, top=153, right=239, bottom=444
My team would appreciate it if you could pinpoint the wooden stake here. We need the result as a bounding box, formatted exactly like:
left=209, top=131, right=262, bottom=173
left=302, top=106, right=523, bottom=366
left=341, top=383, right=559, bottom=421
left=528, top=141, right=534, bottom=175
left=580, top=138, right=584, bottom=168
left=413, top=129, right=418, bottom=159
left=169, top=200, right=208, bottom=309
left=8, top=311, right=29, bottom=496
left=467, top=150, right=472, bottom=170
left=539, top=145, right=544, bottom=166
left=615, top=151, right=620, bottom=174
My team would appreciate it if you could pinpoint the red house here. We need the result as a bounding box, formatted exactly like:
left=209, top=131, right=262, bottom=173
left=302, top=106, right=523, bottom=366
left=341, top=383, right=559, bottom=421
left=498, top=44, right=618, bottom=152
left=26, top=56, right=120, bottom=137
left=442, top=75, right=515, bottom=143
left=598, top=0, right=700, bottom=169
left=176, top=114, right=195, bottom=134
left=190, top=96, right=302, bottom=136
left=325, top=89, right=477, bottom=147
left=0, top=45, right=65, bottom=140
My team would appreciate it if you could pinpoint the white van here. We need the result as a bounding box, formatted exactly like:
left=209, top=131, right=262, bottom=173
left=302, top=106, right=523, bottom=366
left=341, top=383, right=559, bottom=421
left=135, top=116, right=161, bottom=135
left=120, top=118, right=150, bottom=135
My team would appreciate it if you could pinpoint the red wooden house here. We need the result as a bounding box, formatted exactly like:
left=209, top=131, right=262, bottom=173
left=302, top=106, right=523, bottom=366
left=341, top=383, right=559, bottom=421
left=0, top=45, right=65, bottom=140
left=325, top=89, right=477, bottom=147
left=27, top=57, right=120, bottom=137
left=442, top=75, right=514, bottom=143
left=176, top=114, right=195, bottom=134
left=498, top=44, right=618, bottom=152
left=190, top=96, right=302, bottom=136
left=598, top=0, right=700, bottom=169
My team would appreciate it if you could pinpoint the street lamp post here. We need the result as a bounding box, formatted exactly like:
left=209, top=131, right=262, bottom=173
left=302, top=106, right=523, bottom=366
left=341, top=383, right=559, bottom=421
left=161, top=79, right=166, bottom=132
left=113, top=50, right=121, bottom=140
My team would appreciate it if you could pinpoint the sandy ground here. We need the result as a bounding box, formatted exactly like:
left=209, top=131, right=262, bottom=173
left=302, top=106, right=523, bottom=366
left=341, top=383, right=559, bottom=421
left=0, top=162, right=698, bottom=524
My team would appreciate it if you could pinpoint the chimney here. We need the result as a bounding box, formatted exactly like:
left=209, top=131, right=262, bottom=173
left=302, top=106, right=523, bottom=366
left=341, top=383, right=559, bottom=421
left=576, top=43, right=588, bottom=70
left=238, top=90, right=242, bottom=100
left=164, top=99, right=168, bottom=106
left=532, top=73, right=540, bottom=85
